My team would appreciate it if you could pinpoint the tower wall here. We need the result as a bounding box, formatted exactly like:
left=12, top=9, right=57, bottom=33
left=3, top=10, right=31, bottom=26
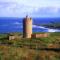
left=23, top=17, right=32, bottom=38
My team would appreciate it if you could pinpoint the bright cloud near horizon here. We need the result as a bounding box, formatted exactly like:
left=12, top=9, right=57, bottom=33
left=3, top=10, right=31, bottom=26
left=0, top=0, right=60, bottom=17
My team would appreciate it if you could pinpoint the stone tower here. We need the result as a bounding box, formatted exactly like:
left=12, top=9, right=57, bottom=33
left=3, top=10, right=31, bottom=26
left=23, top=16, right=32, bottom=38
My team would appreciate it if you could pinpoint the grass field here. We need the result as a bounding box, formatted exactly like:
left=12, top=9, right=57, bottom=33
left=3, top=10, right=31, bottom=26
left=0, top=32, right=60, bottom=60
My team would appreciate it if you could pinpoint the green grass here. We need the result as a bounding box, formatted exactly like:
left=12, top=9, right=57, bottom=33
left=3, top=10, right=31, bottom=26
left=50, top=32, right=60, bottom=36
left=0, top=32, right=60, bottom=60
left=0, top=32, right=60, bottom=47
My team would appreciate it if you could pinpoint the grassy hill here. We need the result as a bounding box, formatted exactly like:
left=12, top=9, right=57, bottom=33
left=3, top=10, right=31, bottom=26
left=0, top=32, right=60, bottom=60
left=40, top=23, right=60, bottom=29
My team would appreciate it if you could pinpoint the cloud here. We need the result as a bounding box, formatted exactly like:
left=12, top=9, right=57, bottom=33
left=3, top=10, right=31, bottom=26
left=31, top=7, right=60, bottom=17
left=0, top=0, right=60, bottom=17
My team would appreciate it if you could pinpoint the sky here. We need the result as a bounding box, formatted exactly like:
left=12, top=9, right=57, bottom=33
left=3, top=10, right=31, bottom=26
left=0, top=0, right=60, bottom=17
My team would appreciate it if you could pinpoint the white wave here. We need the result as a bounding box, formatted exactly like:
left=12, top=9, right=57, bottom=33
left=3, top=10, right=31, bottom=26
left=13, top=22, right=22, bottom=25
left=33, top=25, right=60, bottom=32
left=14, top=26, right=22, bottom=28
left=48, top=29, right=60, bottom=32
left=33, top=25, right=48, bottom=29
left=48, top=29, right=57, bottom=32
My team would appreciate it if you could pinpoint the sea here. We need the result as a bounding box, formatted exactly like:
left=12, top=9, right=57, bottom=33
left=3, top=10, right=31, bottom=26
left=0, top=17, right=60, bottom=33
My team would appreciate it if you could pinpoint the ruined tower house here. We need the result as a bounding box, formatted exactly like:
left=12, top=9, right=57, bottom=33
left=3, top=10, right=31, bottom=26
left=23, top=16, right=32, bottom=38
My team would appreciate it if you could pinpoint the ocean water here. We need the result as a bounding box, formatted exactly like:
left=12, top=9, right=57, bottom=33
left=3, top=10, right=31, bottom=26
left=0, top=17, right=60, bottom=33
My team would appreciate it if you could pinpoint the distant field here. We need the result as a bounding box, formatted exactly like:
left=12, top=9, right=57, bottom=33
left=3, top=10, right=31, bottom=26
left=40, top=23, right=60, bottom=29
